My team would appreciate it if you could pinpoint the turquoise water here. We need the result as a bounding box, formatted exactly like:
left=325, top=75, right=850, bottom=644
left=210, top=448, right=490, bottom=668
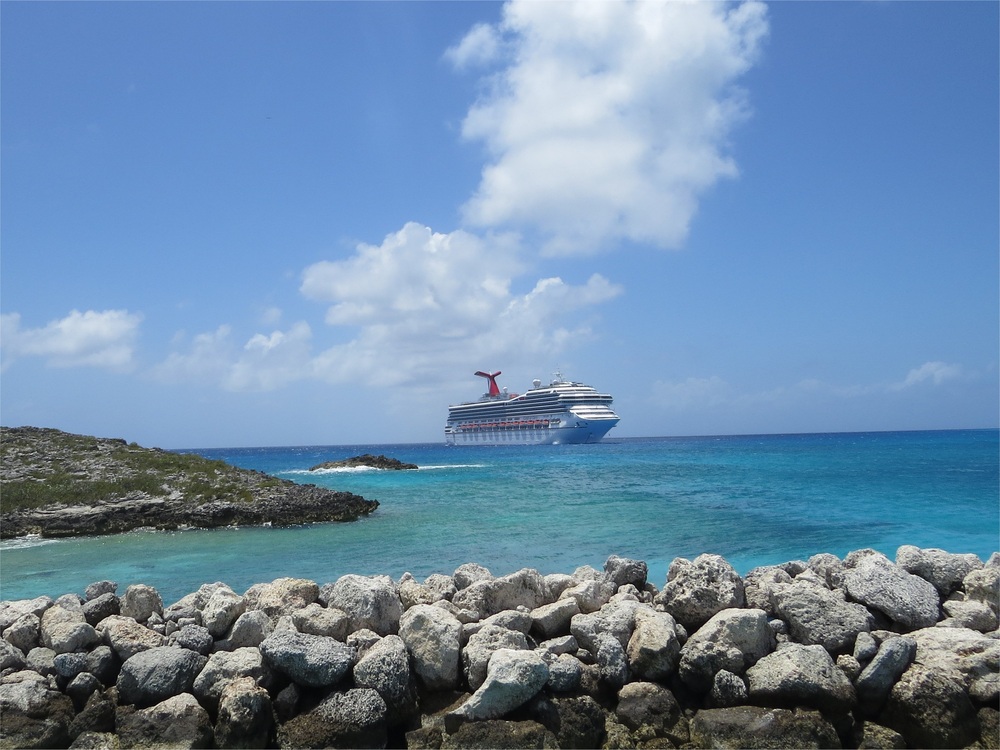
left=2, top=430, right=997, bottom=605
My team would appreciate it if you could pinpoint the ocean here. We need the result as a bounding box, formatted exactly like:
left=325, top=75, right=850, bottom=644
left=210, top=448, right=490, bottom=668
left=1, top=430, right=997, bottom=605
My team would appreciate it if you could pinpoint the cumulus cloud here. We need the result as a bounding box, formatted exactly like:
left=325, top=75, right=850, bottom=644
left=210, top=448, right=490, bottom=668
left=0, top=309, right=142, bottom=371
left=449, top=0, right=769, bottom=254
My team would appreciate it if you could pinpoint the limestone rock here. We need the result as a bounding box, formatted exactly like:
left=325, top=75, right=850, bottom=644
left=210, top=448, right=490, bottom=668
left=243, top=577, right=319, bottom=618
left=169, top=624, right=213, bottom=655
left=604, top=555, right=648, bottom=590
left=743, top=566, right=792, bottom=615
left=320, top=574, right=402, bottom=636
left=463, top=624, right=530, bottom=691
left=116, top=646, right=208, bottom=707
left=452, top=568, right=549, bottom=621
left=259, top=630, right=355, bottom=688
left=746, top=643, right=856, bottom=714
left=450, top=648, right=549, bottom=722
left=115, top=692, right=213, bottom=749
left=353, top=634, right=417, bottom=725
left=3, top=612, right=40, bottom=654
left=399, top=603, right=463, bottom=691
left=530, top=598, right=580, bottom=641
left=82, top=594, right=120, bottom=627
left=39, top=605, right=100, bottom=654
left=655, top=554, right=746, bottom=631
left=214, top=676, right=274, bottom=749
left=855, top=636, right=916, bottom=715
left=627, top=607, right=681, bottom=681
left=277, top=688, right=388, bottom=749
left=120, top=584, right=163, bottom=624
left=678, top=608, right=774, bottom=693
left=192, top=646, right=275, bottom=709
left=291, top=603, right=349, bottom=640
left=881, top=663, right=979, bottom=748
left=453, top=562, right=492, bottom=590
left=843, top=550, right=940, bottom=630
left=441, top=719, right=557, bottom=749
left=770, top=578, right=874, bottom=653
left=99, top=615, right=166, bottom=660
left=690, top=705, right=841, bottom=749
left=896, top=545, right=983, bottom=596
left=201, top=585, right=246, bottom=639
left=0, top=669, right=75, bottom=749
left=615, top=681, right=682, bottom=738
left=217, top=609, right=273, bottom=650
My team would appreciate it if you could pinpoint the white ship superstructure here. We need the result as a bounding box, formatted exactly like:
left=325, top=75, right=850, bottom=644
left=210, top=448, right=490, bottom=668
left=445, top=371, right=620, bottom=446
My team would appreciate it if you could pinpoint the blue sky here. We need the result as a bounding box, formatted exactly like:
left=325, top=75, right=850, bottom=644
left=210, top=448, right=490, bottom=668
left=2, top=1, right=997, bottom=448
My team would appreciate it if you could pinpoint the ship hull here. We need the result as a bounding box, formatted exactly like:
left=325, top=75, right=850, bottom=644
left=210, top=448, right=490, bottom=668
left=444, top=416, right=618, bottom=446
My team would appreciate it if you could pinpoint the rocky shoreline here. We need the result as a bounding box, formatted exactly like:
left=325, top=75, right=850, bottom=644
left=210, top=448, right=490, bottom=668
left=1, top=547, right=997, bottom=749
left=0, top=427, right=379, bottom=539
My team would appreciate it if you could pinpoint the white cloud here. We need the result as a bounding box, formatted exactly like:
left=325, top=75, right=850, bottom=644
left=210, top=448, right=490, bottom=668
left=0, top=309, right=142, bottom=371
left=890, top=361, right=964, bottom=391
left=445, top=22, right=503, bottom=69
left=451, top=0, right=769, bottom=255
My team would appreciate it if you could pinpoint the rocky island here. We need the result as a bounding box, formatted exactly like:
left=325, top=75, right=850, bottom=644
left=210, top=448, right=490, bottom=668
left=309, top=454, right=418, bottom=471
left=1, top=548, right=997, bottom=749
left=0, top=427, right=378, bottom=539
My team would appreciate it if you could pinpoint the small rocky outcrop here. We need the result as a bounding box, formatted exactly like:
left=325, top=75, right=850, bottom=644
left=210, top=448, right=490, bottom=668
left=0, top=427, right=378, bottom=539
left=309, top=454, right=418, bottom=471
left=1, top=546, right=997, bottom=749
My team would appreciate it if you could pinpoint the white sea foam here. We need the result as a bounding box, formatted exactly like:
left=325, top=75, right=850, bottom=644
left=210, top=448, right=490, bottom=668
left=1, top=535, right=58, bottom=551
left=279, top=463, right=486, bottom=476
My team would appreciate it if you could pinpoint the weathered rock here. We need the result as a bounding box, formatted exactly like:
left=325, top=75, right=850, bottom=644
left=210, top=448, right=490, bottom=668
left=3, top=612, right=40, bottom=654
left=84, top=581, right=118, bottom=600
left=290, top=603, right=349, bottom=640
left=0, top=637, right=26, bottom=672
left=615, top=681, right=682, bottom=739
left=940, top=597, right=998, bottom=631
left=593, top=632, right=629, bottom=688
left=907, top=626, right=999, bottom=704
left=770, top=579, right=874, bottom=654
left=626, top=607, right=681, bottom=681
left=843, top=549, right=940, bottom=630
left=543, top=652, right=583, bottom=693
left=277, top=688, right=388, bottom=749
left=441, top=719, right=558, bottom=749
left=259, top=630, right=355, bottom=688
left=116, top=646, right=208, bottom=707
left=99, top=615, right=166, bottom=660
left=558, top=577, right=617, bottom=615
left=453, top=563, right=492, bottom=590
left=807, top=553, right=847, bottom=589
left=320, top=574, right=402, bottom=636
left=450, top=649, right=549, bottom=723
left=201, top=585, right=246, bottom=639
left=68, top=688, right=117, bottom=741
left=463, top=624, right=531, bottom=691
left=353, top=634, right=417, bottom=725
left=39, top=605, right=100, bottom=654
left=746, top=643, right=856, bottom=714
left=169, top=623, right=213, bottom=655
left=452, top=568, right=549, bottom=621
left=399, top=573, right=455, bottom=609
left=0, top=669, right=76, bottom=749
left=964, top=563, right=1000, bottom=615
left=120, top=584, right=163, bottom=624
left=243, top=577, right=319, bottom=618
left=81, top=594, right=119, bottom=627
left=65, top=671, right=102, bottom=711
left=399, top=604, right=463, bottom=691
left=743, top=566, right=792, bottom=615
left=115, top=692, right=213, bottom=749
left=309, top=453, right=417, bottom=471
left=655, top=554, right=746, bottom=631
left=214, top=676, right=274, bottom=749
left=604, top=555, right=648, bottom=590
left=896, top=545, right=983, bottom=596
left=689, top=705, right=841, bottom=749
left=530, top=598, right=580, bottom=641
left=708, top=669, right=749, bottom=708
left=24, top=646, right=57, bottom=677
left=217, top=609, right=274, bottom=650
left=855, top=636, right=916, bottom=714
left=881, top=663, right=980, bottom=748
left=530, top=694, right=606, bottom=749
left=192, top=646, right=275, bottom=709
left=852, top=721, right=906, bottom=749
left=0, top=597, right=53, bottom=632
left=678, top=608, right=774, bottom=693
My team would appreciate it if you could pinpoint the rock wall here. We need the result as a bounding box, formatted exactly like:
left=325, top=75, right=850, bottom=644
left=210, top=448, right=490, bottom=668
left=1, top=546, right=997, bottom=749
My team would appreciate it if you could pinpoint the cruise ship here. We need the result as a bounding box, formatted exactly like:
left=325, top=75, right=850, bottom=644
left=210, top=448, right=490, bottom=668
left=445, top=370, right=620, bottom=446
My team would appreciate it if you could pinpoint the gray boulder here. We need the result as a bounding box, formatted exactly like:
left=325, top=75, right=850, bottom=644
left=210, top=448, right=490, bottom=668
left=896, top=545, right=983, bottom=596
left=243, top=577, right=320, bottom=618
left=99, top=614, right=166, bottom=660
left=690, top=705, right=841, bottom=749
left=84, top=580, right=118, bottom=600
left=259, top=630, right=355, bottom=688
left=192, top=646, right=275, bottom=709
left=0, top=597, right=53, bottom=631
left=463, top=624, right=530, bottom=691
left=0, top=669, right=75, bottom=749
left=770, top=579, right=874, bottom=653
left=941, top=597, right=998, bottom=631
left=743, top=566, right=792, bottom=615
left=807, top=553, right=847, bottom=589
left=0, top=637, right=26, bottom=672
left=398, top=603, right=462, bottom=691
left=530, top=598, right=580, bottom=641
left=746, top=643, right=856, bottom=714
left=120, top=584, right=163, bottom=624
left=353, top=634, right=417, bottom=725
left=907, top=626, right=999, bottom=704
left=117, top=646, right=208, bottom=707
left=453, top=562, right=492, bottom=590
left=449, top=648, right=549, bottom=722
left=678, top=608, right=774, bottom=693
left=169, top=624, right=214, bottom=655
left=544, top=652, right=583, bottom=693
left=627, top=607, right=681, bottom=681
left=655, top=554, right=746, bottom=631
left=277, top=688, right=388, bottom=749
left=604, top=555, right=648, bottom=590
left=881, top=663, right=979, bottom=748
left=3, top=612, right=40, bottom=654
left=291, top=603, right=349, bottom=640
left=214, top=676, right=274, bottom=749
left=708, top=669, right=748, bottom=708
left=559, top=576, right=617, bottom=614
left=115, top=692, right=213, bottom=749
left=843, top=550, right=940, bottom=630
left=320, top=574, right=402, bottom=636
left=201, top=585, right=246, bottom=639
left=451, top=568, right=549, bottom=621
left=39, top=605, right=100, bottom=654
left=855, top=636, right=916, bottom=715
left=963, top=563, right=1000, bottom=615
left=615, top=681, right=683, bottom=740
left=82, top=593, right=119, bottom=626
